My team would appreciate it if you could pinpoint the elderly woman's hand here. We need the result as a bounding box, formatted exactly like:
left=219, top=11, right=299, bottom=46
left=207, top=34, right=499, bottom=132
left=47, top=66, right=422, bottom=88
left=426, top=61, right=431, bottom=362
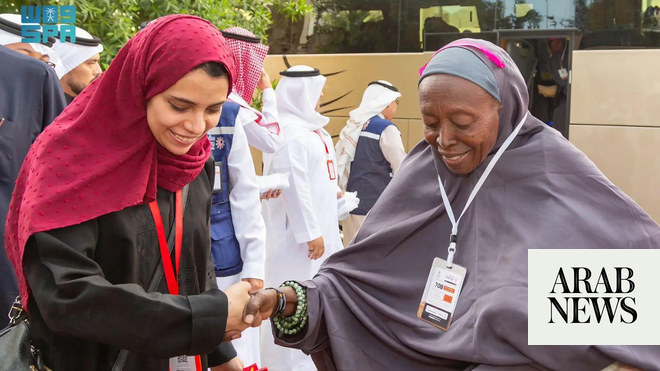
left=244, top=286, right=299, bottom=327
left=244, top=288, right=278, bottom=327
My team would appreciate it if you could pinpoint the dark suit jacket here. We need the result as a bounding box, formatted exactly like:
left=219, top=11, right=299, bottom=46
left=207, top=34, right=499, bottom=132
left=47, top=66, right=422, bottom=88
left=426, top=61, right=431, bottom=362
left=0, top=46, right=66, bottom=326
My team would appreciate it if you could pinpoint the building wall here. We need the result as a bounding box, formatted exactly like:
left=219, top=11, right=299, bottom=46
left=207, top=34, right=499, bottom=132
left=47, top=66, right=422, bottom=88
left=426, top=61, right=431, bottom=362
left=260, top=50, right=660, bottom=222
left=569, top=49, right=660, bottom=223
left=262, top=52, right=433, bottom=150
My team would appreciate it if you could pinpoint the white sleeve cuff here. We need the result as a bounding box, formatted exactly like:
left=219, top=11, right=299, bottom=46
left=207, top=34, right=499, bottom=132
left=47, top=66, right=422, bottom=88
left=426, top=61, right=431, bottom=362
left=294, top=229, right=322, bottom=245
left=239, top=261, right=265, bottom=281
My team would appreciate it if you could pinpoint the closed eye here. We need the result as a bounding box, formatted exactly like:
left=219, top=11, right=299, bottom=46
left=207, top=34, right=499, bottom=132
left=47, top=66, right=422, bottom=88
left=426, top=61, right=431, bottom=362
left=453, top=121, right=471, bottom=129
left=169, top=102, right=187, bottom=112
left=206, top=103, right=224, bottom=114
left=423, top=122, right=438, bottom=130
left=450, top=113, right=475, bottom=128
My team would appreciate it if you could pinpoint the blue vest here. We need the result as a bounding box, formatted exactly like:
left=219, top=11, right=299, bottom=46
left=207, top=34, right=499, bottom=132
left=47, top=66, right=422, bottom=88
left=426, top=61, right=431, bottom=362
left=207, top=102, right=243, bottom=277
left=346, top=115, right=395, bottom=215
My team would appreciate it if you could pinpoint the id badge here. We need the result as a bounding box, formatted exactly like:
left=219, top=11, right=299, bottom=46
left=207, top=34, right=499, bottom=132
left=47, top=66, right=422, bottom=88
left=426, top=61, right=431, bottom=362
left=558, top=68, right=569, bottom=80
left=417, top=257, right=466, bottom=331
left=326, top=160, right=337, bottom=180
left=213, top=162, right=222, bottom=193
left=169, top=355, right=197, bottom=371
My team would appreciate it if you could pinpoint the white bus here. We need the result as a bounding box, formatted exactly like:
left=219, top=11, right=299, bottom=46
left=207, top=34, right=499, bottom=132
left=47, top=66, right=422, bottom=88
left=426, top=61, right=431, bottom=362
left=258, top=0, right=660, bottom=222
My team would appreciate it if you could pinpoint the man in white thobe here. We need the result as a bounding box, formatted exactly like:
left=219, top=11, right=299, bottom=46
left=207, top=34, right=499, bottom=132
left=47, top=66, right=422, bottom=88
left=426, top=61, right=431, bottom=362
left=211, top=27, right=282, bottom=369
left=260, top=65, right=343, bottom=371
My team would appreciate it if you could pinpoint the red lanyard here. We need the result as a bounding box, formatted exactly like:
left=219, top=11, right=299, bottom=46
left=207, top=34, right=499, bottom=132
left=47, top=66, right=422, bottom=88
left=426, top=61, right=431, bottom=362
left=314, top=130, right=330, bottom=155
left=148, top=189, right=183, bottom=295
left=149, top=190, right=202, bottom=371
left=314, top=130, right=337, bottom=180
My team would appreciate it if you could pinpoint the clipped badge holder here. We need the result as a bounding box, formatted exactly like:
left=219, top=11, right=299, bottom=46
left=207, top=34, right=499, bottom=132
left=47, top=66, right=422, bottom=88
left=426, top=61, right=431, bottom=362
left=213, top=162, right=222, bottom=193
left=558, top=68, right=569, bottom=80
left=417, top=257, right=466, bottom=331
left=327, top=160, right=337, bottom=180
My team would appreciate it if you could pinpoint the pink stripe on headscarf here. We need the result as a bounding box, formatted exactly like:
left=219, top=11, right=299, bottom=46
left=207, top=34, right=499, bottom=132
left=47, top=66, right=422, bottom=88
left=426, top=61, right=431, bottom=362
left=419, top=40, right=506, bottom=76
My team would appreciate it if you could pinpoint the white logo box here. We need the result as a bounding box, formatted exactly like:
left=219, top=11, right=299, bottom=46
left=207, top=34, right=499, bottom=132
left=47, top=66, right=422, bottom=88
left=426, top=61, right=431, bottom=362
left=528, top=249, right=660, bottom=345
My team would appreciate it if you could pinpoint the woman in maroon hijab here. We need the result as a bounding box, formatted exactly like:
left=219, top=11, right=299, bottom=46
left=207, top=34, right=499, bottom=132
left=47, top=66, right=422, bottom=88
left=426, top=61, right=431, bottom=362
left=5, top=15, right=250, bottom=371
left=243, top=39, right=660, bottom=370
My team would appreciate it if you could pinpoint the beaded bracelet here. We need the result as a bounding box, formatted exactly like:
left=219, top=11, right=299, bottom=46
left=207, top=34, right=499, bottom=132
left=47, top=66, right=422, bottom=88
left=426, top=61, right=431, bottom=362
left=266, top=287, right=287, bottom=318
left=272, top=281, right=308, bottom=336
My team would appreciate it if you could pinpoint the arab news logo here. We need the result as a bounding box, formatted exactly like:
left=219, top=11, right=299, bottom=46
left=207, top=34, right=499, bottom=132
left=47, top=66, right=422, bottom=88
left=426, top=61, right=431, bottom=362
left=20, top=5, right=76, bottom=43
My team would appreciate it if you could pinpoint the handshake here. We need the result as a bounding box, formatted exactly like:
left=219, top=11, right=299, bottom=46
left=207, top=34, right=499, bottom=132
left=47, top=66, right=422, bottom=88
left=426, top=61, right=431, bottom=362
left=222, top=281, right=289, bottom=342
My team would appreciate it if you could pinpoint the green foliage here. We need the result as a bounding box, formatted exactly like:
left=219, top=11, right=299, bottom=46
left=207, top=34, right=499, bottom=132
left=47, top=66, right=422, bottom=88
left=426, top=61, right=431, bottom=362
left=0, top=0, right=312, bottom=68
left=313, top=9, right=395, bottom=53
left=274, top=0, right=313, bottom=22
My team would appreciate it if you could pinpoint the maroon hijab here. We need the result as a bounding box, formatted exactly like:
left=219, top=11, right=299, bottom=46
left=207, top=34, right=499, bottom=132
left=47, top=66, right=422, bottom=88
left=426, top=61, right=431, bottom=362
left=5, top=14, right=235, bottom=307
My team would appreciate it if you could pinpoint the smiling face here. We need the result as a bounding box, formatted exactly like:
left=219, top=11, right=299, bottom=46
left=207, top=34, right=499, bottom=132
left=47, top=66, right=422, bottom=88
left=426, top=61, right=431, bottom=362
left=419, top=73, right=500, bottom=175
left=146, top=67, right=229, bottom=156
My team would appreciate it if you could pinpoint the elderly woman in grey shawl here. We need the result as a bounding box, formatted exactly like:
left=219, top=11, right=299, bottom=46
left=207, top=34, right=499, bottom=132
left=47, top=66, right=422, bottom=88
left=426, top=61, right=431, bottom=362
left=242, top=39, right=660, bottom=371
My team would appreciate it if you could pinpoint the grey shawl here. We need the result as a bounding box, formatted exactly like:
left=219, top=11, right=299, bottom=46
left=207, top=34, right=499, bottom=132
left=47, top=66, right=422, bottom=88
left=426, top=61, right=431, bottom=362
left=273, top=39, right=660, bottom=371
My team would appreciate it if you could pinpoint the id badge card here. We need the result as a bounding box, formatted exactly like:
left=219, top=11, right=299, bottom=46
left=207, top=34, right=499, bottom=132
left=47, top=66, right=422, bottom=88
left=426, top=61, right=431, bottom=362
left=417, top=257, right=467, bottom=331
left=326, top=160, right=337, bottom=180
left=213, top=162, right=222, bottom=193
left=558, top=68, right=569, bottom=80
left=169, top=355, right=198, bottom=371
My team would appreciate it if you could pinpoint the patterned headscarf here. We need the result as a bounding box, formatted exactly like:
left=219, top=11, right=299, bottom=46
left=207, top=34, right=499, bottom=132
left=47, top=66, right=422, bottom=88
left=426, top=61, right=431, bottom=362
left=5, top=14, right=235, bottom=308
left=222, top=27, right=268, bottom=104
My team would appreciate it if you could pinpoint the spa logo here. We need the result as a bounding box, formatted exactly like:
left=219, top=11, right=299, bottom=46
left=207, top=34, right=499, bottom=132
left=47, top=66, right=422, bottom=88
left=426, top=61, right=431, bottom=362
left=548, top=266, right=637, bottom=324
left=20, top=5, right=76, bottom=43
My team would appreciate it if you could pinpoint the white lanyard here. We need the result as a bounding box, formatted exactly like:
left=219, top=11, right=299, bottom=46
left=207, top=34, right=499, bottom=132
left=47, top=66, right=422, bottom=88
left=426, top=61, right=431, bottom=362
left=438, top=112, right=528, bottom=268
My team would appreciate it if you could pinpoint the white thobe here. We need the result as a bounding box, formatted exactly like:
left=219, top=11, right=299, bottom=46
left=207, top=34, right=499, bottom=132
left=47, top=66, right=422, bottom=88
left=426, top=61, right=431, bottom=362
left=214, top=108, right=267, bottom=368
left=260, top=126, right=343, bottom=371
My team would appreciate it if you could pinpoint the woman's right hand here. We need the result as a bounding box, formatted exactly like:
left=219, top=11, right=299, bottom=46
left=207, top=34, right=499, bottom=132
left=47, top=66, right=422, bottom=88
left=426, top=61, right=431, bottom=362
left=307, top=236, right=324, bottom=260
left=223, top=281, right=251, bottom=341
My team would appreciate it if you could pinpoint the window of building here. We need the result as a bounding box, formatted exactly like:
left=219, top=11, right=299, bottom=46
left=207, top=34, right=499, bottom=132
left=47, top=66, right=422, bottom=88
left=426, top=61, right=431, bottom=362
left=266, top=0, right=660, bottom=54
